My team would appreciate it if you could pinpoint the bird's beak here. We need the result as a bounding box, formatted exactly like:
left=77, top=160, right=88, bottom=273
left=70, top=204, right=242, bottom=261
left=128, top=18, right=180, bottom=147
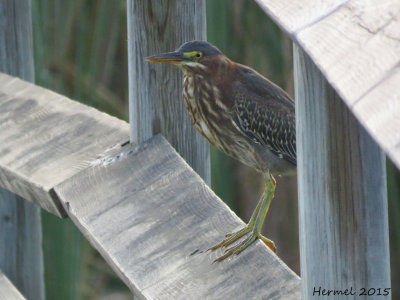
left=146, top=51, right=188, bottom=64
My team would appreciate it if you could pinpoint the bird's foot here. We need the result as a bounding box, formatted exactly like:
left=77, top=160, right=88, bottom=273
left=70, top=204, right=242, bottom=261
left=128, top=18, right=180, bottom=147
left=208, top=226, right=251, bottom=252
left=209, top=227, right=276, bottom=263
left=209, top=173, right=277, bottom=262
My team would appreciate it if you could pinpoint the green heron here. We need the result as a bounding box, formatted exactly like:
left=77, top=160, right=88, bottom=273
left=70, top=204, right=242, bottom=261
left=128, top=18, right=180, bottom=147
left=146, top=41, right=296, bottom=262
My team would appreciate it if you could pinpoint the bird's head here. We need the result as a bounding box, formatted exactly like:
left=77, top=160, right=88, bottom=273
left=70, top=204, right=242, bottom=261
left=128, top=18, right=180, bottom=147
left=146, top=41, right=224, bottom=74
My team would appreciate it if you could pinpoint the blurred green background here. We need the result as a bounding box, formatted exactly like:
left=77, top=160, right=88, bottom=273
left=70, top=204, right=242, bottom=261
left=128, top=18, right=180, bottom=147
left=30, top=0, right=400, bottom=299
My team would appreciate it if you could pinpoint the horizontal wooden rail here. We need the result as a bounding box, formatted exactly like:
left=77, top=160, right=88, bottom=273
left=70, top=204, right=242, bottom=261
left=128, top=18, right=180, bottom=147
left=0, top=270, right=26, bottom=300
left=0, top=73, right=300, bottom=299
left=0, top=73, right=129, bottom=217
left=256, top=0, right=400, bottom=170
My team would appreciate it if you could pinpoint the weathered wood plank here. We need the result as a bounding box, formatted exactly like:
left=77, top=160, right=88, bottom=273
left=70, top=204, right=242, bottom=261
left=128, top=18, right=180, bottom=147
left=0, top=72, right=129, bottom=217
left=352, top=68, right=400, bottom=167
left=127, top=0, right=210, bottom=184
left=296, top=1, right=400, bottom=105
left=0, top=0, right=34, bottom=81
left=54, top=135, right=301, bottom=300
left=0, top=193, right=44, bottom=300
left=0, top=1, right=45, bottom=299
left=255, top=0, right=400, bottom=169
left=294, top=45, right=390, bottom=299
left=256, top=0, right=347, bottom=33
left=0, top=270, right=26, bottom=300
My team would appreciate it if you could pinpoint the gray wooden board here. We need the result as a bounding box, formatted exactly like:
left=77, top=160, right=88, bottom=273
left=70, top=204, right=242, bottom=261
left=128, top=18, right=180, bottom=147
left=294, top=45, right=390, bottom=299
left=0, top=270, right=26, bottom=300
left=0, top=72, right=129, bottom=217
left=0, top=1, right=45, bottom=299
left=54, top=135, right=301, bottom=300
left=255, top=0, right=400, bottom=170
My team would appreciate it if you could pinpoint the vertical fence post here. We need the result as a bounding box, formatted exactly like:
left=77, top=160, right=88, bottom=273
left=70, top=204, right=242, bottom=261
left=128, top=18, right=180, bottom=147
left=126, top=0, right=210, bottom=184
left=294, top=44, right=391, bottom=299
left=0, top=1, right=45, bottom=299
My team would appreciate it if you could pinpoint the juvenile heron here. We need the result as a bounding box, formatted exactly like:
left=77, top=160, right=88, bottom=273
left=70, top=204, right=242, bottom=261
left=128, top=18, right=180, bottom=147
left=146, top=41, right=296, bottom=262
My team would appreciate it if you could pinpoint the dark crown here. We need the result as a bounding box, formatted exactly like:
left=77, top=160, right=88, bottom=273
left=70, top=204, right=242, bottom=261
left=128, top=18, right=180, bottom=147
left=178, top=41, right=221, bottom=56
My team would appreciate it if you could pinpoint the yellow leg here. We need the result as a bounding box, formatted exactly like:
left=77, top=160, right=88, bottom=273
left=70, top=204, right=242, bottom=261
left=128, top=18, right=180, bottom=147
left=210, top=173, right=276, bottom=262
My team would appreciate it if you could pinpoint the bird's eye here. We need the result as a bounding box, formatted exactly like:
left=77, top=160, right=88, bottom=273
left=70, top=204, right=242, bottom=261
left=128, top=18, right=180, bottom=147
left=195, top=52, right=202, bottom=58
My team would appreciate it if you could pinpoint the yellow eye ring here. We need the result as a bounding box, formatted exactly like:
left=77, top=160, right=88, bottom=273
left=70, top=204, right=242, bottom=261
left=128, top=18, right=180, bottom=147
left=183, top=51, right=203, bottom=60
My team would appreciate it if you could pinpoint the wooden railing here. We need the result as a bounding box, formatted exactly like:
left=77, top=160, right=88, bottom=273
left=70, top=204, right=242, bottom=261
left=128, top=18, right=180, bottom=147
left=0, top=72, right=301, bottom=299
left=0, top=1, right=301, bottom=298
left=255, top=0, right=397, bottom=297
left=1, top=0, right=399, bottom=299
left=0, top=1, right=44, bottom=299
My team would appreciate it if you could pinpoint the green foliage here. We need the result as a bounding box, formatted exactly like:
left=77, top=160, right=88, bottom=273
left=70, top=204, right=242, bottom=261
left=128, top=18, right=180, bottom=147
left=40, top=212, right=86, bottom=300
left=206, top=0, right=237, bottom=211
left=32, top=0, right=128, bottom=120
left=32, top=1, right=130, bottom=299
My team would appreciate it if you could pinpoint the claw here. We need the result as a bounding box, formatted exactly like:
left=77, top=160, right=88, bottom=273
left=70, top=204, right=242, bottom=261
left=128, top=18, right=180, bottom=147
left=260, top=235, right=277, bottom=253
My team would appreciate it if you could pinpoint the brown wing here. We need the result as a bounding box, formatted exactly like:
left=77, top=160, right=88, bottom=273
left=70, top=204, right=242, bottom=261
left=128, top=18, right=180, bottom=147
left=231, top=65, right=296, bottom=165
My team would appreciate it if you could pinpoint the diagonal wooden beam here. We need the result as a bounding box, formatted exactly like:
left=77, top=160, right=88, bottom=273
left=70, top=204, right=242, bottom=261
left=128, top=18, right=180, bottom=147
left=54, top=134, right=301, bottom=299
left=0, top=72, right=301, bottom=299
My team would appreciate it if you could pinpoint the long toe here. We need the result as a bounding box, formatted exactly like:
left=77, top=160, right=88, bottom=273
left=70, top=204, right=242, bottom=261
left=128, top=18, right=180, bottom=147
left=213, top=234, right=257, bottom=263
left=208, top=226, right=252, bottom=252
left=213, top=233, right=276, bottom=262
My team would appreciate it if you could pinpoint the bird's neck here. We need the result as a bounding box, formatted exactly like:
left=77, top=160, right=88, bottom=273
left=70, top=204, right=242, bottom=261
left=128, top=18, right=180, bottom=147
left=209, top=57, right=236, bottom=107
left=182, top=56, right=236, bottom=107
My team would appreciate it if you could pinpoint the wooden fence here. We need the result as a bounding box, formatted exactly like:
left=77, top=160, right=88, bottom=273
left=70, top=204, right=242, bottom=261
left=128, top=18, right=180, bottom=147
left=0, top=72, right=300, bottom=299
left=1, top=0, right=399, bottom=299
left=0, top=270, right=25, bottom=300
left=0, top=1, right=44, bottom=299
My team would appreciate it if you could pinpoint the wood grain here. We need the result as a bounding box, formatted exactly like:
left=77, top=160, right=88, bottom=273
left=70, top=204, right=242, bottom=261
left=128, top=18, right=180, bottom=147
left=0, top=0, right=34, bottom=81
left=353, top=68, right=400, bottom=168
left=0, top=192, right=45, bottom=300
left=256, top=0, right=347, bottom=33
left=54, top=135, right=301, bottom=300
left=127, top=0, right=210, bottom=184
left=294, top=45, right=390, bottom=299
left=0, top=1, right=45, bottom=299
left=0, top=72, right=129, bottom=217
left=0, top=270, right=26, bottom=300
left=255, top=0, right=400, bottom=169
left=0, top=72, right=300, bottom=298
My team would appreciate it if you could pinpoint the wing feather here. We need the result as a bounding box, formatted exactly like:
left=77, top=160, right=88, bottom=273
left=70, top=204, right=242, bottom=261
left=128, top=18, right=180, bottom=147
left=232, top=65, right=296, bottom=165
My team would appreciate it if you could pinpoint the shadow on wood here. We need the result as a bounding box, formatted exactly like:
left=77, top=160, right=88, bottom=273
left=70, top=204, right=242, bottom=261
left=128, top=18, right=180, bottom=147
left=0, top=73, right=129, bottom=217
left=0, top=73, right=300, bottom=299
left=54, top=135, right=300, bottom=299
